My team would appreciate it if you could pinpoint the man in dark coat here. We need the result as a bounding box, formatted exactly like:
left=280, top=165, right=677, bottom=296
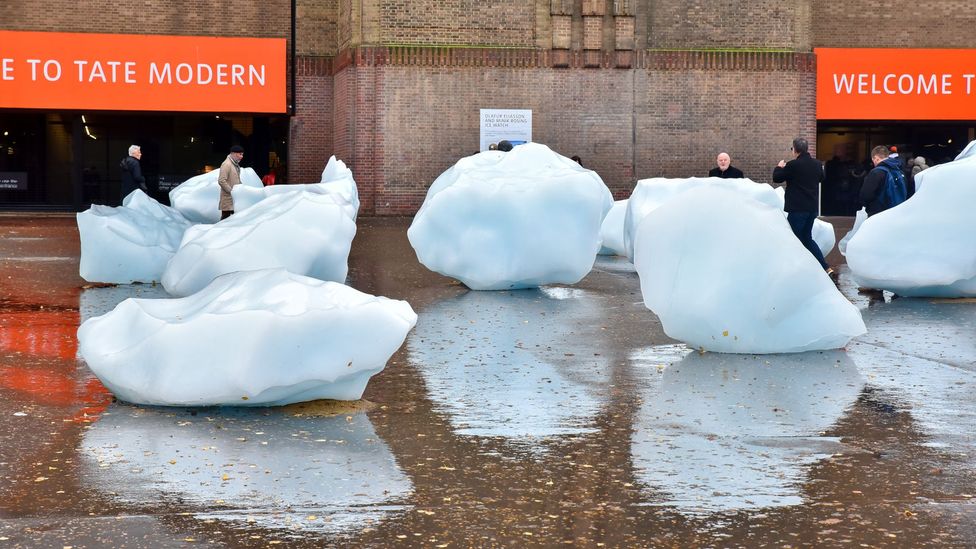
left=860, top=145, right=907, bottom=217
left=709, top=152, right=744, bottom=179
left=773, top=137, right=831, bottom=275
left=120, top=144, right=148, bottom=202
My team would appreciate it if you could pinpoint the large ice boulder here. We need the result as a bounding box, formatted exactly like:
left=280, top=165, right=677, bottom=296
left=81, top=405, right=412, bottom=534
left=77, top=190, right=194, bottom=284
left=838, top=208, right=867, bottom=256
left=232, top=156, right=359, bottom=220
left=635, top=186, right=865, bottom=353
left=169, top=167, right=263, bottom=223
left=846, top=150, right=976, bottom=297
left=624, top=177, right=781, bottom=260
left=162, top=189, right=355, bottom=297
left=407, top=143, right=613, bottom=290
left=598, top=199, right=628, bottom=256
left=78, top=269, right=417, bottom=406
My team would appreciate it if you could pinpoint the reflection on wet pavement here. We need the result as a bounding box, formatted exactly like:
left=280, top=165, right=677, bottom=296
left=630, top=347, right=862, bottom=513
left=2, top=216, right=975, bottom=547
left=408, top=288, right=612, bottom=443
left=81, top=405, right=412, bottom=535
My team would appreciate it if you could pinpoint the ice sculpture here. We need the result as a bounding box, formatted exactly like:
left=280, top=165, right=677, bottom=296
left=624, top=177, right=782, bottom=260
left=78, top=269, right=417, bottom=406
left=846, top=148, right=976, bottom=297
left=232, top=156, right=359, bottom=220
left=169, top=167, right=263, bottom=223
left=598, top=199, right=628, bottom=256
left=635, top=186, right=865, bottom=353
left=162, top=189, right=355, bottom=297
left=407, top=143, right=613, bottom=290
left=631, top=346, right=862, bottom=514
left=81, top=405, right=412, bottom=533
left=77, top=190, right=194, bottom=284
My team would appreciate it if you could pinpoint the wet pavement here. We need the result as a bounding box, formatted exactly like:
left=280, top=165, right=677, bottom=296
left=1, top=214, right=974, bottom=548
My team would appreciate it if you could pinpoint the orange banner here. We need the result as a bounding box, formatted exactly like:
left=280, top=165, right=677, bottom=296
left=0, top=30, right=286, bottom=114
left=816, top=48, right=976, bottom=120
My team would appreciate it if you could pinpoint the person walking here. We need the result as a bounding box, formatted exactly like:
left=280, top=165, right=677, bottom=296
left=218, top=145, right=244, bottom=220
left=773, top=137, right=832, bottom=276
left=119, top=144, right=148, bottom=202
left=859, top=145, right=907, bottom=217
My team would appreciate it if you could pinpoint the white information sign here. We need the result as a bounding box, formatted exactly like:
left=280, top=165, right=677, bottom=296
left=480, top=109, right=532, bottom=151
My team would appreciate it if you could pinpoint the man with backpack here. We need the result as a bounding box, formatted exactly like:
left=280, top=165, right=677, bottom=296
left=859, top=145, right=908, bottom=217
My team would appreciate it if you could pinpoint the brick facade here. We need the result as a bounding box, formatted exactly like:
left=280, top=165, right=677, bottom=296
left=8, top=0, right=970, bottom=214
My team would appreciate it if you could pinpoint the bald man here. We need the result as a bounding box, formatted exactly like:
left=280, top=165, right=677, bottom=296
left=709, top=152, right=744, bottom=179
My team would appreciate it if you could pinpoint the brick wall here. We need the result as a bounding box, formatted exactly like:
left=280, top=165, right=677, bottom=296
left=3, top=0, right=289, bottom=38
left=348, top=49, right=814, bottom=215
left=290, top=57, right=334, bottom=183
left=813, top=0, right=976, bottom=48
left=298, top=0, right=339, bottom=57
left=647, top=0, right=811, bottom=50
left=378, top=1, right=538, bottom=46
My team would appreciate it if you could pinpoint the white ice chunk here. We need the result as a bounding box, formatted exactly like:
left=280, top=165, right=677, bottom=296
left=631, top=347, right=862, bottom=514
left=624, top=177, right=781, bottom=260
left=78, top=269, right=417, bottom=406
left=598, top=199, right=628, bottom=256
left=77, top=190, right=194, bottom=284
left=81, top=406, right=412, bottom=533
left=635, top=186, right=865, bottom=353
left=168, top=167, right=263, bottom=223
left=232, top=156, right=359, bottom=220
left=408, top=143, right=613, bottom=290
left=162, top=189, right=355, bottom=297
left=847, top=149, right=976, bottom=297
left=838, top=208, right=867, bottom=256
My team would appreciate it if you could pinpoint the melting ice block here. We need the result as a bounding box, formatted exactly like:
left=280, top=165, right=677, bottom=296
left=78, top=269, right=417, bottom=406
left=162, top=189, right=355, bottom=297
left=624, top=179, right=835, bottom=261
left=232, top=156, right=360, bottom=220
left=635, top=186, right=865, bottom=353
left=407, top=143, right=613, bottom=290
left=77, top=190, right=194, bottom=284
left=846, top=149, right=976, bottom=297
left=169, top=167, right=263, bottom=223
left=598, top=199, right=628, bottom=256
left=624, top=177, right=782, bottom=260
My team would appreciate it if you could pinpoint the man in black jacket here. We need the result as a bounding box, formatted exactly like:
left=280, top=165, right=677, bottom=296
left=773, top=137, right=832, bottom=275
left=709, top=152, right=744, bottom=179
left=860, top=145, right=907, bottom=216
left=120, top=144, right=148, bottom=203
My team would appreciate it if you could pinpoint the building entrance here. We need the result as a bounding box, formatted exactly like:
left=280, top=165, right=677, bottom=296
left=0, top=112, right=288, bottom=210
left=816, top=122, right=976, bottom=215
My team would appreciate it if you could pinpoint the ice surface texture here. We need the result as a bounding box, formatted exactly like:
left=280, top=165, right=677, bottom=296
left=77, top=190, right=194, bottom=284
left=169, top=167, right=263, bottom=223
left=233, top=156, right=360, bottom=220
left=162, top=189, right=355, bottom=297
left=78, top=269, right=417, bottom=406
left=635, top=186, right=865, bottom=353
left=598, top=199, right=628, bottom=256
left=624, top=179, right=834, bottom=261
left=408, top=143, right=613, bottom=290
left=847, top=149, right=976, bottom=297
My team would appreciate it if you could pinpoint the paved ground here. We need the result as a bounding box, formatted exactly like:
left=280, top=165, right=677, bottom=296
left=0, top=214, right=974, bottom=548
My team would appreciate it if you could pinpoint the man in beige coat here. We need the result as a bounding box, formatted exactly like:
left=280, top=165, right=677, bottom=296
left=218, top=145, right=244, bottom=220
